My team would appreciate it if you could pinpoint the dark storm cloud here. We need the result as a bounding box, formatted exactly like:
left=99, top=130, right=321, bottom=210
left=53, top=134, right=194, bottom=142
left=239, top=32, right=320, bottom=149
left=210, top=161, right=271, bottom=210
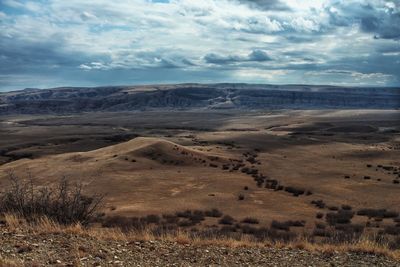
left=237, top=0, right=290, bottom=11
left=248, top=50, right=272, bottom=61
left=204, top=50, right=272, bottom=65
left=327, top=1, right=400, bottom=40
left=204, top=53, right=242, bottom=64
left=0, top=36, right=99, bottom=74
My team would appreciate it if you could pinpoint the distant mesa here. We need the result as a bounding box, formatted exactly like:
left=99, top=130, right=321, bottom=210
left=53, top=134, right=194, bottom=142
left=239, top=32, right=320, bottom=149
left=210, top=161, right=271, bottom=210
left=0, top=83, right=399, bottom=114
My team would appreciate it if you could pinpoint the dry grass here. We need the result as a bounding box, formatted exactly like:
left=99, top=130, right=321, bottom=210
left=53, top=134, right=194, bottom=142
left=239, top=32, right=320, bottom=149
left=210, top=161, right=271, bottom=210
left=2, top=213, right=400, bottom=261
left=0, top=258, right=21, bottom=267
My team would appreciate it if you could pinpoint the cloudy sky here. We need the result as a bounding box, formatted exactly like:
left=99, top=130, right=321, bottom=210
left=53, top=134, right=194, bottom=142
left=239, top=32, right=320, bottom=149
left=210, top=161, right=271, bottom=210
left=0, top=0, right=399, bottom=91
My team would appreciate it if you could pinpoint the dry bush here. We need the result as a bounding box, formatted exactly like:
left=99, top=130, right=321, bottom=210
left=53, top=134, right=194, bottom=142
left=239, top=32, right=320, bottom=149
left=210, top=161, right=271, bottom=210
left=204, top=208, right=223, bottom=218
left=0, top=173, right=103, bottom=225
left=175, top=210, right=205, bottom=223
left=241, top=217, right=259, bottom=224
left=311, top=200, right=326, bottom=209
left=271, top=221, right=290, bottom=231
left=357, top=209, right=399, bottom=219
left=383, top=226, right=400, bottom=236
left=313, top=228, right=332, bottom=237
left=341, top=205, right=352, bottom=211
left=219, top=215, right=235, bottom=225
left=284, top=186, right=305, bottom=196
left=102, top=216, right=146, bottom=231
left=0, top=258, right=21, bottom=267
left=326, top=210, right=354, bottom=225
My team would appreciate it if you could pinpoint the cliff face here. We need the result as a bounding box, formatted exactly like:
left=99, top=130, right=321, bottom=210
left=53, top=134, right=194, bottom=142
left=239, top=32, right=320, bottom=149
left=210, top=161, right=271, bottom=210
left=0, top=84, right=399, bottom=114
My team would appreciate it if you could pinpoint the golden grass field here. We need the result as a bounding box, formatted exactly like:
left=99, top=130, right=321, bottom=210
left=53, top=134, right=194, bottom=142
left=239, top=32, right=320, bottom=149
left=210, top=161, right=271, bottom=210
left=0, top=109, right=399, bottom=234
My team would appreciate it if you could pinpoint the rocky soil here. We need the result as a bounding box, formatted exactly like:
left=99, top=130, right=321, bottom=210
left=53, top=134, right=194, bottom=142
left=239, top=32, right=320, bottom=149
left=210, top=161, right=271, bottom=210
left=1, top=226, right=399, bottom=267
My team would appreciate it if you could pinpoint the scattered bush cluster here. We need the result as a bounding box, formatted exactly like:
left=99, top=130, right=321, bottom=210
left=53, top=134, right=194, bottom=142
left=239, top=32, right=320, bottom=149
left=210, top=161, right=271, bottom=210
left=326, top=210, right=355, bottom=225
left=271, top=220, right=305, bottom=231
left=357, top=209, right=399, bottom=219
left=0, top=174, right=103, bottom=225
left=311, top=200, right=326, bottom=209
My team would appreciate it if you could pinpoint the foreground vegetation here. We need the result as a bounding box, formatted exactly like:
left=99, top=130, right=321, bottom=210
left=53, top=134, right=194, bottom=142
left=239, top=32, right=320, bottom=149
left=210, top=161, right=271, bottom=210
left=0, top=175, right=399, bottom=263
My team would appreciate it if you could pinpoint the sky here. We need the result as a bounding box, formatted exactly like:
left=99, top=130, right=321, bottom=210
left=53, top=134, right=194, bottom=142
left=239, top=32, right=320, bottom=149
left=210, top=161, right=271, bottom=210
left=0, top=0, right=399, bottom=91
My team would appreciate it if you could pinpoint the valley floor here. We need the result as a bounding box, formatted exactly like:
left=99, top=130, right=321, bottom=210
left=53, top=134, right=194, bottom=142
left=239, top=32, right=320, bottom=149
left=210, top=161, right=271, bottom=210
left=1, top=109, right=400, bottom=266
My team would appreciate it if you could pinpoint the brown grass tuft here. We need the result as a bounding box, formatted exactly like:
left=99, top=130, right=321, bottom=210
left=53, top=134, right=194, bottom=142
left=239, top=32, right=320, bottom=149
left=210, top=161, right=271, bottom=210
left=2, top=213, right=400, bottom=261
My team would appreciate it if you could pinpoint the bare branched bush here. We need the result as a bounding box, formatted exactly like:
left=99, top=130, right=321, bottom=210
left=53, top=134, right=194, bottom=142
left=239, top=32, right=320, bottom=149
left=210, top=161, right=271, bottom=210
left=0, top=173, right=103, bottom=225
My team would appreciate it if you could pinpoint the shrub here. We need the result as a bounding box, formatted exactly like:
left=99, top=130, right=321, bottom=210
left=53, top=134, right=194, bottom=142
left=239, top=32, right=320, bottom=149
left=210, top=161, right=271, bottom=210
left=162, top=214, right=179, bottom=224
left=204, top=208, right=223, bottom=218
left=244, top=186, right=249, bottom=190
left=316, top=212, right=324, bottom=219
left=238, top=194, right=245, bottom=201
left=178, top=219, right=196, bottom=227
left=241, top=167, right=250, bottom=173
left=175, top=210, right=205, bottom=223
left=313, top=228, right=331, bottom=237
left=389, top=237, right=400, bottom=250
left=311, top=200, right=326, bottom=209
left=190, top=210, right=205, bottom=223
left=288, top=220, right=305, bottom=227
left=219, top=215, right=235, bottom=225
left=335, top=224, right=364, bottom=233
left=271, top=220, right=290, bottom=231
left=326, top=210, right=354, bottom=225
left=341, top=205, right=352, bottom=210
left=383, top=226, right=400, bottom=236
left=102, top=216, right=145, bottom=231
left=176, top=210, right=192, bottom=218
left=384, top=211, right=399, bottom=218
left=0, top=174, right=103, bottom=225
left=219, top=225, right=237, bottom=233
left=284, top=186, right=305, bottom=196
left=247, top=157, right=257, bottom=164
left=241, top=217, right=259, bottom=224
left=240, top=224, right=258, bottom=234
left=357, top=209, right=399, bottom=219
left=145, top=214, right=160, bottom=224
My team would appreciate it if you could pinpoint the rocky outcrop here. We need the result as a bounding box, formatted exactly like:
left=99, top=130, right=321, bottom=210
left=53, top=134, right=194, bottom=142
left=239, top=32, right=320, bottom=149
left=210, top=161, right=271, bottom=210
left=0, top=84, right=399, bottom=114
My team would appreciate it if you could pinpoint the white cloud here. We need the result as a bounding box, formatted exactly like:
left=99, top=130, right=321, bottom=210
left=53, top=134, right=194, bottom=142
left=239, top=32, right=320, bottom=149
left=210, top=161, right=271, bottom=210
left=0, top=0, right=399, bottom=89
